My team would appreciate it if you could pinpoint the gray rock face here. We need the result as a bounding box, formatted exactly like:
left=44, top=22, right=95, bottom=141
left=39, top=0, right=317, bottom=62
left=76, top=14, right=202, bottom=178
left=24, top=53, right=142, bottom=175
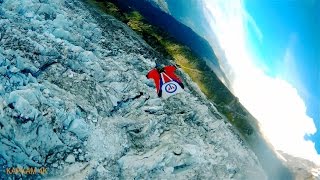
left=279, top=152, right=320, bottom=180
left=146, top=0, right=171, bottom=14
left=0, top=0, right=267, bottom=179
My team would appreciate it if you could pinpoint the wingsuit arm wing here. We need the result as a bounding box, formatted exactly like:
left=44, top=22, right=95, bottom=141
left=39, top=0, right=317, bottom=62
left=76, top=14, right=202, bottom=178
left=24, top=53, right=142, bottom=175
left=146, top=69, right=162, bottom=96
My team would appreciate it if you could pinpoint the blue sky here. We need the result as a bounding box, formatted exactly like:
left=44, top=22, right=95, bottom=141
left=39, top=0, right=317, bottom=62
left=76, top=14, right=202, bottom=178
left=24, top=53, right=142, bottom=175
left=244, top=0, right=320, bottom=153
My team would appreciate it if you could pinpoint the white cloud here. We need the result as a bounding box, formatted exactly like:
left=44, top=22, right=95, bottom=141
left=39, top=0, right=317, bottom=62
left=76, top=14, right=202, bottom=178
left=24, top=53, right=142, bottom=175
left=202, top=0, right=320, bottom=164
left=282, top=34, right=298, bottom=78
left=244, top=11, right=263, bottom=43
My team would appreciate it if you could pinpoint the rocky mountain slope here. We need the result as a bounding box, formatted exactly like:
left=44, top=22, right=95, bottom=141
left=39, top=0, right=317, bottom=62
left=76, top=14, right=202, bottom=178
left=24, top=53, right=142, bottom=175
left=0, top=0, right=268, bottom=179
left=279, top=152, right=320, bottom=180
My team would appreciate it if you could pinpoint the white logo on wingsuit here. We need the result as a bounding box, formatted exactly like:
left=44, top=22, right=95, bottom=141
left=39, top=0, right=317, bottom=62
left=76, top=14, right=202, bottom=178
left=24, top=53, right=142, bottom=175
left=165, top=82, right=177, bottom=93
left=160, top=72, right=184, bottom=99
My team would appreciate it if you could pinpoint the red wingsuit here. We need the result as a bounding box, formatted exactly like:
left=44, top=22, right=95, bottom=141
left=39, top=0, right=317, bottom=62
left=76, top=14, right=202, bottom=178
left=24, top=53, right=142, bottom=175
left=146, top=65, right=184, bottom=97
